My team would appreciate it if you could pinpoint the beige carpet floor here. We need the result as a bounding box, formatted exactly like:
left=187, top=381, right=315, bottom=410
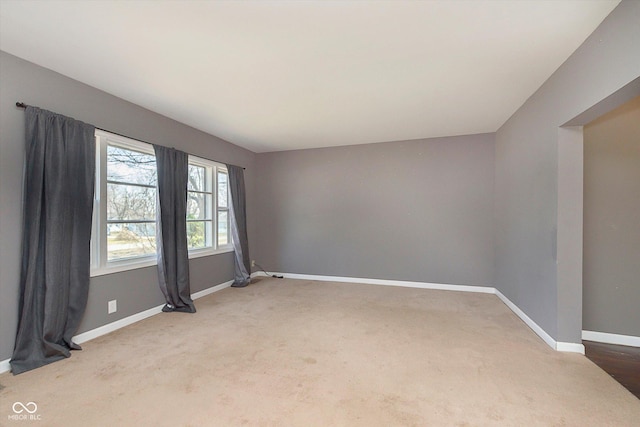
left=1, top=277, right=638, bottom=426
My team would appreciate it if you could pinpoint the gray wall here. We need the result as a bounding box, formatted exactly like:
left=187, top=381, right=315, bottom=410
left=253, top=134, right=495, bottom=286
left=583, top=96, right=640, bottom=337
left=494, top=0, right=640, bottom=342
left=0, top=51, right=256, bottom=361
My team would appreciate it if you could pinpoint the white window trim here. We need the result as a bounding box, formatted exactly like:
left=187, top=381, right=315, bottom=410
left=90, top=130, right=233, bottom=277
left=187, top=157, right=233, bottom=254
left=215, top=168, right=231, bottom=248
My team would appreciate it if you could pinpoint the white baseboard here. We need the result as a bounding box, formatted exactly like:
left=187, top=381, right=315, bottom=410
left=257, top=271, right=584, bottom=354
left=556, top=342, right=586, bottom=353
left=73, top=304, right=164, bottom=345
left=0, top=358, right=10, bottom=374
left=0, top=280, right=233, bottom=375
left=494, top=290, right=554, bottom=347
left=74, top=279, right=233, bottom=345
left=263, top=272, right=496, bottom=294
left=582, top=330, right=640, bottom=347
left=489, top=290, right=584, bottom=354
left=191, top=280, right=233, bottom=299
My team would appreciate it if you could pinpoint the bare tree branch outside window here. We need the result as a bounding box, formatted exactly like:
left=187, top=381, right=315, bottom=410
left=106, top=146, right=157, bottom=260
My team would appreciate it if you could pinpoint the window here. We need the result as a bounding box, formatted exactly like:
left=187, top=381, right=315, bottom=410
left=186, top=159, right=213, bottom=251
left=92, top=130, right=232, bottom=276
left=106, top=143, right=158, bottom=261
left=217, top=169, right=229, bottom=246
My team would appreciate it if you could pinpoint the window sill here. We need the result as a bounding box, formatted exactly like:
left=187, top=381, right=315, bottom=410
left=90, top=247, right=235, bottom=277
left=188, top=246, right=234, bottom=260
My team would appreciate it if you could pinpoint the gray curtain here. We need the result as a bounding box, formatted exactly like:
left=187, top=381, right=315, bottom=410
left=227, top=165, right=251, bottom=287
left=10, top=107, right=95, bottom=375
left=154, top=145, right=195, bottom=313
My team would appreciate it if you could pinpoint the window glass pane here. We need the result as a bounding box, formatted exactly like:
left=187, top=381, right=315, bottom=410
left=107, top=222, right=156, bottom=260
left=188, top=164, right=206, bottom=192
left=187, top=192, right=211, bottom=220
left=187, top=221, right=208, bottom=249
left=217, top=171, right=228, bottom=208
left=107, top=183, right=156, bottom=221
left=107, top=145, right=156, bottom=185
left=218, top=210, right=228, bottom=246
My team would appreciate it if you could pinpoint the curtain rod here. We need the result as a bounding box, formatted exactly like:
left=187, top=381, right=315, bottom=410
left=16, top=102, right=245, bottom=170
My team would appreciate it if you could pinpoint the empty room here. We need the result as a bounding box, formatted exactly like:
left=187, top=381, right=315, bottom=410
left=0, top=1, right=638, bottom=425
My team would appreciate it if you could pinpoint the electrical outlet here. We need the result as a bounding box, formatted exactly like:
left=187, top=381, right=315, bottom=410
left=108, top=300, right=117, bottom=314
left=251, top=260, right=256, bottom=267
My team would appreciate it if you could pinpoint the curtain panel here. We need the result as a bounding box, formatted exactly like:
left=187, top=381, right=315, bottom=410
left=154, top=145, right=195, bottom=313
left=227, top=165, right=251, bottom=287
left=10, top=107, right=96, bottom=374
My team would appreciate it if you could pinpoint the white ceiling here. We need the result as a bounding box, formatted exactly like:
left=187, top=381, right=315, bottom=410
left=0, top=0, right=620, bottom=153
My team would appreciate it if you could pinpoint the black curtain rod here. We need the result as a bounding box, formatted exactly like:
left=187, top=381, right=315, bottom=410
left=16, top=102, right=245, bottom=170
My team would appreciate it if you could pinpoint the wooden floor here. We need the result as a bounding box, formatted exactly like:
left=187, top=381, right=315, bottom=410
left=584, top=340, right=640, bottom=399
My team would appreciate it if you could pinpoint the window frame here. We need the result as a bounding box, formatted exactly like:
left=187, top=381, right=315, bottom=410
left=91, top=130, right=233, bottom=277
left=216, top=168, right=230, bottom=247
left=186, top=155, right=233, bottom=258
